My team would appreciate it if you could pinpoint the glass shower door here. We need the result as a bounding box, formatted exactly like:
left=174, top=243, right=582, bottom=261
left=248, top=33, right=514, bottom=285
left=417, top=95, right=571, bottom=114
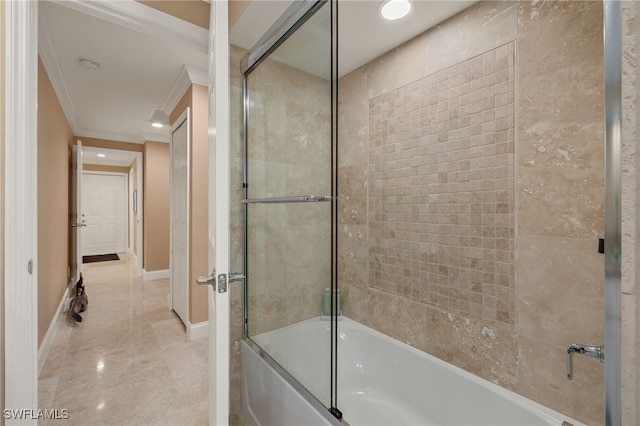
left=241, top=0, right=339, bottom=415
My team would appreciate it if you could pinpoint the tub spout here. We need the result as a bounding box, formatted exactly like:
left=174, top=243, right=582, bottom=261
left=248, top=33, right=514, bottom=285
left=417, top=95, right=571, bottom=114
left=566, top=343, right=604, bottom=380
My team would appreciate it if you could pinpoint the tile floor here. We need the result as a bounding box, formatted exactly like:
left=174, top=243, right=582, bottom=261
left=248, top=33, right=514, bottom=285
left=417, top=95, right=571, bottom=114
left=39, top=254, right=209, bottom=425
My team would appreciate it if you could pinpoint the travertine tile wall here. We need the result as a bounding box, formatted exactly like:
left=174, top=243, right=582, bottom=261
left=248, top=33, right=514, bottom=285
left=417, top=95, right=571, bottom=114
left=338, top=1, right=604, bottom=424
left=229, top=44, right=246, bottom=416
left=244, top=55, right=332, bottom=336
left=516, top=2, right=604, bottom=423
left=621, top=2, right=639, bottom=424
left=369, top=43, right=515, bottom=329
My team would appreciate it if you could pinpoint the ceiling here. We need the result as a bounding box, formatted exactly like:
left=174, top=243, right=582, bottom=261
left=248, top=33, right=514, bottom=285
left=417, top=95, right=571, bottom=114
left=39, top=0, right=475, bottom=166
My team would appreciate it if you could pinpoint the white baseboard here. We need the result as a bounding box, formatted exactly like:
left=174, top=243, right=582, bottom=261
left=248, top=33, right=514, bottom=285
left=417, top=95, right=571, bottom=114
left=187, top=320, right=208, bottom=341
left=142, top=268, right=169, bottom=280
left=38, top=279, right=73, bottom=375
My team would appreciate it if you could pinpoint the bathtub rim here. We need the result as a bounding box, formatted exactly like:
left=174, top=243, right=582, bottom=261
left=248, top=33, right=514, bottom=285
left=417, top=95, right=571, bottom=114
left=242, top=334, right=343, bottom=425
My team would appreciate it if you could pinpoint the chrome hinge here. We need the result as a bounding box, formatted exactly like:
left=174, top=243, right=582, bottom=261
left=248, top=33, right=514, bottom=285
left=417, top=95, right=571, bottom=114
left=217, top=273, right=245, bottom=294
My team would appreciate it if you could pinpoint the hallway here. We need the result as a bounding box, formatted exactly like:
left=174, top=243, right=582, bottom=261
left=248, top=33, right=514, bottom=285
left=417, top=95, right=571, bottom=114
left=38, top=254, right=208, bottom=425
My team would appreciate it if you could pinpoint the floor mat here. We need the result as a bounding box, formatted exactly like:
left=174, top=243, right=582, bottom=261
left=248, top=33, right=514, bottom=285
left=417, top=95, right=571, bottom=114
left=82, top=253, right=120, bottom=263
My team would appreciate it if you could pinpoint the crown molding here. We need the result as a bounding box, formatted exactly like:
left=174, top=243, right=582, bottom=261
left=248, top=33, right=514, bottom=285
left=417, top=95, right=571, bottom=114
left=50, top=0, right=208, bottom=52
left=187, top=65, right=209, bottom=86
left=38, top=21, right=80, bottom=134
left=163, top=65, right=208, bottom=117
left=74, top=128, right=147, bottom=145
left=142, top=133, right=171, bottom=143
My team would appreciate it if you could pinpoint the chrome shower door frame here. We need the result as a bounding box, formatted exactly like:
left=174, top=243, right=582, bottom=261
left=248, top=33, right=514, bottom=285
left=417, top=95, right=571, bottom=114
left=240, top=0, right=341, bottom=422
left=603, top=1, right=622, bottom=425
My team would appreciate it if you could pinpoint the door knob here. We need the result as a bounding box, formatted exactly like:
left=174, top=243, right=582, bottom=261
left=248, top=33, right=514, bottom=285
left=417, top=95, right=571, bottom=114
left=196, top=268, right=217, bottom=288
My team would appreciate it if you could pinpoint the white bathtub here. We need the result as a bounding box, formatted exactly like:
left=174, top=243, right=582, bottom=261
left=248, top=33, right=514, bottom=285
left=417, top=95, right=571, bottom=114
left=242, top=317, right=584, bottom=426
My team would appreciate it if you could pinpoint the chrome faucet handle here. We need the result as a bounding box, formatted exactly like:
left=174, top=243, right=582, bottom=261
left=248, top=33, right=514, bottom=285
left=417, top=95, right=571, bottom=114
left=566, top=343, right=604, bottom=380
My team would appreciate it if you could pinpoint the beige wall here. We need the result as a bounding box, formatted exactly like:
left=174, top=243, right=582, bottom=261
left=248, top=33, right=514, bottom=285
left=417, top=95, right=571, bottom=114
left=189, top=85, right=209, bottom=324
left=338, top=2, right=604, bottom=424
left=135, top=0, right=249, bottom=31
left=137, top=0, right=209, bottom=29
left=170, top=86, right=192, bottom=124
left=230, top=0, right=250, bottom=30
left=170, top=84, right=209, bottom=325
left=38, top=58, right=74, bottom=346
left=79, top=137, right=144, bottom=153
left=143, top=141, right=170, bottom=271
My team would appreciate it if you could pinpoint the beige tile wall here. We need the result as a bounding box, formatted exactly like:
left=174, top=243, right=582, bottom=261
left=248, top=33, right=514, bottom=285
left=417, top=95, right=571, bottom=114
left=621, top=3, right=640, bottom=424
left=368, top=42, right=516, bottom=329
left=338, top=1, right=604, bottom=424
left=245, top=55, right=332, bottom=336
left=515, top=2, right=604, bottom=422
left=229, top=44, right=246, bottom=416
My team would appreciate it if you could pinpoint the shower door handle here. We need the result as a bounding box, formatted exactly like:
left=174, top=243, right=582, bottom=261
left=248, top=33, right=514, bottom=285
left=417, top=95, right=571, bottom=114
left=196, top=268, right=217, bottom=290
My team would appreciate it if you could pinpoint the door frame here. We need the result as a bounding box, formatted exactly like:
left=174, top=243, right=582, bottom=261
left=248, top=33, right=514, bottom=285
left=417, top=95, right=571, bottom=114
left=78, top=146, right=144, bottom=275
left=208, top=0, right=231, bottom=423
left=72, top=141, right=83, bottom=283
left=81, top=171, right=129, bottom=256
left=4, top=0, right=39, bottom=418
left=134, top=152, right=143, bottom=277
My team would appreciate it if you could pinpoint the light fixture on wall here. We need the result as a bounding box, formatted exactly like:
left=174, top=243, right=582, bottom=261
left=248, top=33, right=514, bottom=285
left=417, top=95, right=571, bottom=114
left=148, top=108, right=169, bottom=128
left=380, top=0, right=411, bottom=20
left=97, top=153, right=106, bottom=158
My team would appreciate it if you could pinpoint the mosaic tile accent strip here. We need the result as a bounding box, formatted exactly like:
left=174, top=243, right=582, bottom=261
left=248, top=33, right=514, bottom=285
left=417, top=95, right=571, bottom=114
left=368, top=42, right=516, bottom=328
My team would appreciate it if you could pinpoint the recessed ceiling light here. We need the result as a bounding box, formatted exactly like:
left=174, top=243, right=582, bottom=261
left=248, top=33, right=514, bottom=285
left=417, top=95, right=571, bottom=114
left=380, top=0, right=411, bottom=20
left=79, top=58, right=101, bottom=72
left=97, top=153, right=106, bottom=158
left=151, top=122, right=164, bottom=128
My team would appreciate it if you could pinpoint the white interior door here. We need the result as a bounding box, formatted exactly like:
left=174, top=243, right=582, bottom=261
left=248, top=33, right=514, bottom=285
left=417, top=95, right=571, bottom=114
left=170, top=110, right=190, bottom=326
left=72, top=141, right=85, bottom=281
left=208, top=1, right=231, bottom=424
left=82, top=173, right=127, bottom=256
